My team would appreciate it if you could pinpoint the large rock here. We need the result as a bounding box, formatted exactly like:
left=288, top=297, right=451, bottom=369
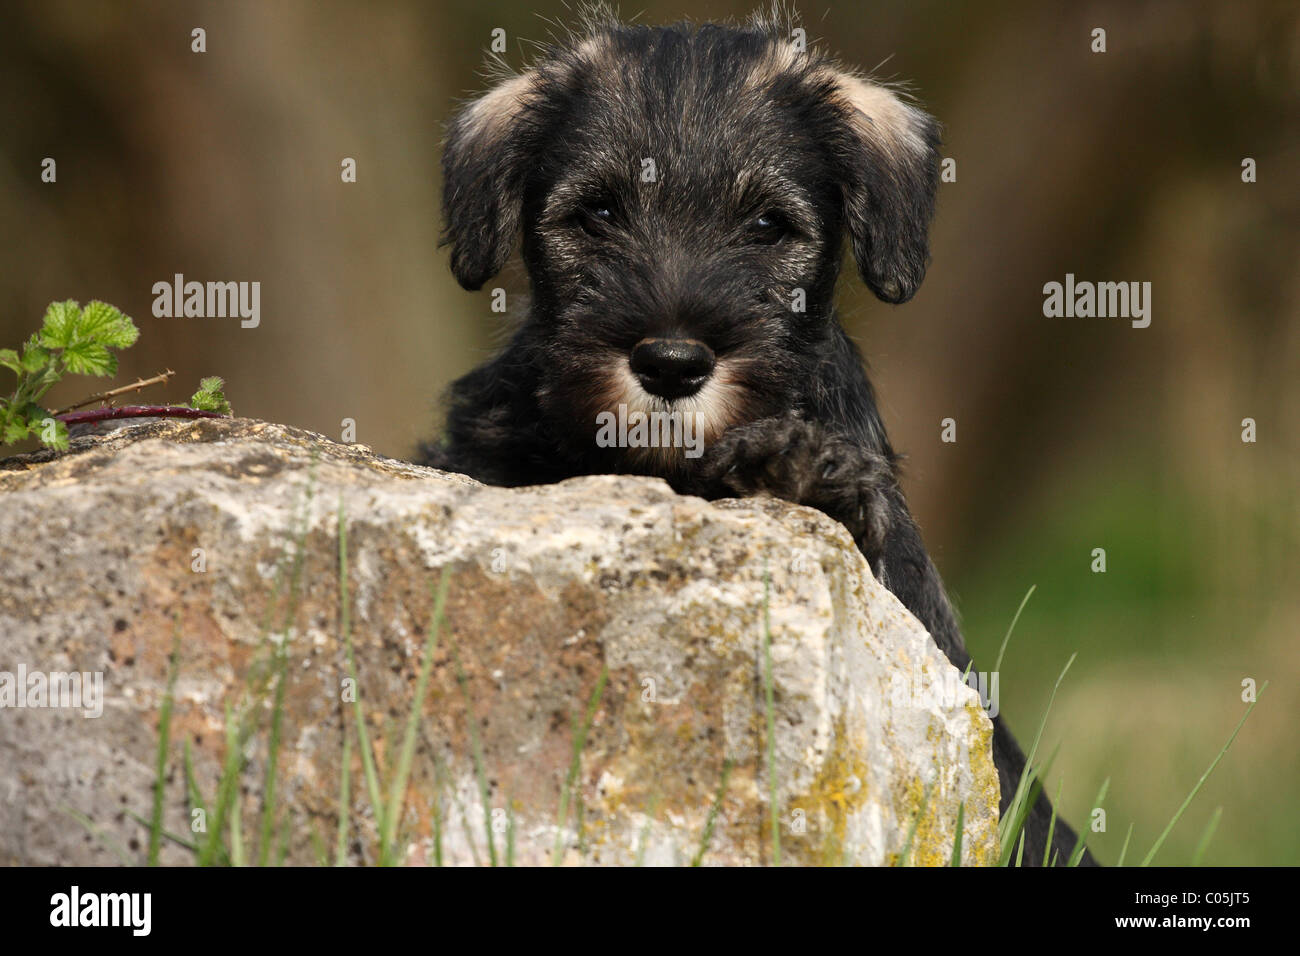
left=0, top=418, right=998, bottom=866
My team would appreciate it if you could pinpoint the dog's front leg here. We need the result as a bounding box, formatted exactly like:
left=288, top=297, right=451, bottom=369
left=689, top=414, right=897, bottom=567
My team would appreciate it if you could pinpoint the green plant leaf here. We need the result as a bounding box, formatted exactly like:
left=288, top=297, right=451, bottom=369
left=190, top=375, right=231, bottom=414
left=19, top=338, right=51, bottom=373
left=2, top=416, right=32, bottom=445
left=5, top=300, right=146, bottom=451
left=78, top=300, right=139, bottom=349
left=36, top=415, right=69, bottom=451
left=18, top=410, right=68, bottom=451
left=60, top=340, right=116, bottom=377
left=39, top=300, right=82, bottom=348
left=22, top=367, right=63, bottom=405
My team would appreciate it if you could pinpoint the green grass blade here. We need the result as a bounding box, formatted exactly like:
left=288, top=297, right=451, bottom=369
left=226, top=474, right=312, bottom=866
left=1191, top=807, right=1223, bottom=866
left=182, top=740, right=229, bottom=865
left=257, top=644, right=289, bottom=866
left=429, top=747, right=481, bottom=866
left=1042, top=775, right=1063, bottom=867
left=552, top=667, right=609, bottom=865
left=61, top=805, right=135, bottom=866
left=199, top=701, right=244, bottom=866
left=431, top=755, right=447, bottom=868
left=149, top=625, right=182, bottom=866
left=1067, top=776, right=1110, bottom=866
left=183, top=740, right=204, bottom=814
left=335, top=730, right=352, bottom=866
left=381, top=570, right=450, bottom=865
left=635, top=793, right=662, bottom=867
left=950, top=801, right=965, bottom=867
left=337, top=498, right=386, bottom=849
left=448, top=637, right=498, bottom=867
left=505, top=796, right=516, bottom=867
left=229, top=784, right=244, bottom=866
left=993, top=584, right=1036, bottom=676
left=897, top=781, right=934, bottom=867
left=128, top=810, right=199, bottom=853
left=256, top=478, right=315, bottom=864
left=1116, top=822, right=1134, bottom=866
left=761, top=562, right=781, bottom=866
left=309, top=821, right=328, bottom=866
left=690, top=759, right=734, bottom=867
left=1000, top=773, right=1043, bottom=867
left=1139, top=684, right=1266, bottom=866
left=276, top=813, right=291, bottom=865
left=998, top=652, right=1075, bottom=861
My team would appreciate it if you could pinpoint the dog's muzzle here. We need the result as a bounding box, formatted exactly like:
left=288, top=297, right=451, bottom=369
left=629, top=338, right=716, bottom=400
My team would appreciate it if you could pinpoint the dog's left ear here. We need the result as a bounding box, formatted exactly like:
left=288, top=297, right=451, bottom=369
left=826, top=71, right=941, bottom=304
left=441, top=70, right=542, bottom=290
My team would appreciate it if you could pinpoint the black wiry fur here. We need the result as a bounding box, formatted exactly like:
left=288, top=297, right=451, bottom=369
left=420, top=9, right=1096, bottom=866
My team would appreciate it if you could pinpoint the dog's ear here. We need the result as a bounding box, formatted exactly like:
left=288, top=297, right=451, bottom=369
left=441, top=70, right=541, bottom=290
left=825, top=71, right=941, bottom=304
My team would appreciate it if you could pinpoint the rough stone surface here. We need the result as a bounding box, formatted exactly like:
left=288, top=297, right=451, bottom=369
left=0, top=418, right=998, bottom=866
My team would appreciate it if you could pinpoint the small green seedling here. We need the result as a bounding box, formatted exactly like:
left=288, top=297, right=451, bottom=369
left=1, top=299, right=231, bottom=452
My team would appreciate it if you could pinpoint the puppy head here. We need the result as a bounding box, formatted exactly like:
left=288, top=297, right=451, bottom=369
left=441, top=13, right=940, bottom=471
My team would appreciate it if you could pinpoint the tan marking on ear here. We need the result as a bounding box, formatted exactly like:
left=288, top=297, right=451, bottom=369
left=459, top=33, right=613, bottom=144
left=745, top=41, right=929, bottom=163
left=573, top=33, right=615, bottom=69
left=822, top=69, right=929, bottom=159
left=749, top=34, right=806, bottom=86
left=459, top=70, right=537, bottom=144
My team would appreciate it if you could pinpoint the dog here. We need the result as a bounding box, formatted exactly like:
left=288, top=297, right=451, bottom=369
left=419, top=8, right=1095, bottom=867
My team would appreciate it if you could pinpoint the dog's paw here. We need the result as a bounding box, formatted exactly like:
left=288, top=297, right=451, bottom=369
left=695, top=414, right=894, bottom=555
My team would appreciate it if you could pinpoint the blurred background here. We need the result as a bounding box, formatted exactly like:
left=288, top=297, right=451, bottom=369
left=1, top=0, right=1295, bottom=865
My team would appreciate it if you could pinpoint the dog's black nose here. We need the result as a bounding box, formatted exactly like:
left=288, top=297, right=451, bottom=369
left=630, top=338, right=715, bottom=399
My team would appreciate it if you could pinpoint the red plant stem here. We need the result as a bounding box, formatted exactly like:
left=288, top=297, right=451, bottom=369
left=55, top=405, right=229, bottom=426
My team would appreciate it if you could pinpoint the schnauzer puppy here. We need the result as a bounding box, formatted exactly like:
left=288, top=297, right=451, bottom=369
left=420, top=10, right=1095, bottom=866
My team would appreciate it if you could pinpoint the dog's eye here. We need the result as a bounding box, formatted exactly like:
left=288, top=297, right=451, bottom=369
left=574, top=201, right=615, bottom=236
left=748, top=211, right=791, bottom=245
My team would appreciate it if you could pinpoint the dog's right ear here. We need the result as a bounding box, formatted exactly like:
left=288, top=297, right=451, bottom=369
left=823, top=70, right=942, bottom=304
left=441, top=70, right=541, bottom=290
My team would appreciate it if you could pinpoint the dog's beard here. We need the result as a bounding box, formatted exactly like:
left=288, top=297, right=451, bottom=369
left=539, top=349, right=769, bottom=478
left=602, top=362, right=742, bottom=472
